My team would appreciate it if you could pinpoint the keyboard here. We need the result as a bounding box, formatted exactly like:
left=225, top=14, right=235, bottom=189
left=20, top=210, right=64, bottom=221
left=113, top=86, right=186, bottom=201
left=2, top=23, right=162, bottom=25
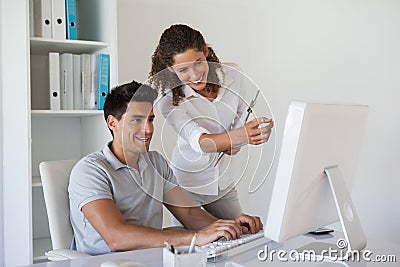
left=200, top=230, right=271, bottom=262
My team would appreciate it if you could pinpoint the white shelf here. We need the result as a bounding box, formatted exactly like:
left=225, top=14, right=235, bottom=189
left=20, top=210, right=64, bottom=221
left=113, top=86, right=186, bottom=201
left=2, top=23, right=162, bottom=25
left=30, top=37, right=109, bottom=55
left=31, top=110, right=104, bottom=117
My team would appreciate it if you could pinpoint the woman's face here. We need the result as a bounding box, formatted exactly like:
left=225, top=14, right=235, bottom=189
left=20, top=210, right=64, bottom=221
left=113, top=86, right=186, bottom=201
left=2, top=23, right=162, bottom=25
left=169, top=48, right=209, bottom=92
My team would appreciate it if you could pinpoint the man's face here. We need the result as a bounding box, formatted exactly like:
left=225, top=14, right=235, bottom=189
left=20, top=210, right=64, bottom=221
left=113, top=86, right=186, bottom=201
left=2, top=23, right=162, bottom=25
left=115, top=101, right=155, bottom=155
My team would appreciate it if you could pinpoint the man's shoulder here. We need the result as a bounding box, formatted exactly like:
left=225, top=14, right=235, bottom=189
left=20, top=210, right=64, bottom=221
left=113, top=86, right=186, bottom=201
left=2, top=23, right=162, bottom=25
left=71, top=151, right=110, bottom=175
left=78, top=150, right=106, bottom=165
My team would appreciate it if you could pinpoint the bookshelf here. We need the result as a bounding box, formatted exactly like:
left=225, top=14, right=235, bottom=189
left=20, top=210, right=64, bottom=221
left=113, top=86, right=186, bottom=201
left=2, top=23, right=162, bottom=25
left=30, top=37, right=109, bottom=55
left=28, top=0, right=118, bottom=261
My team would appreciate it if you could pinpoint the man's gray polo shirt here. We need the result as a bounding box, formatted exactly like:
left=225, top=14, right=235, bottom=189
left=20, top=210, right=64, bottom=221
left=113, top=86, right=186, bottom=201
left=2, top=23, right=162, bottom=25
left=68, top=142, right=178, bottom=255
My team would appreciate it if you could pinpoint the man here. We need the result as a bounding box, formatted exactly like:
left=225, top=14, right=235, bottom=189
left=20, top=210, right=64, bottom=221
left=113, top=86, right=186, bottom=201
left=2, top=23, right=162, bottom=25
left=68, top=80, right=262, bottom=255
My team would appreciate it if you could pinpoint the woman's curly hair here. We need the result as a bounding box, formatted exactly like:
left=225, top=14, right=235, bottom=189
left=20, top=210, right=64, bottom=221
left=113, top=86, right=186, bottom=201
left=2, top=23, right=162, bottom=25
left=149, top=24, right=223, bottom=106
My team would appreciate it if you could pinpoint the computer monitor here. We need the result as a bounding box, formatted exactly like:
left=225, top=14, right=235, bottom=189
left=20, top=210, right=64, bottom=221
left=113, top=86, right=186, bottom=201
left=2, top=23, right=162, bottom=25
left=264, top=101, right=369, bottom=259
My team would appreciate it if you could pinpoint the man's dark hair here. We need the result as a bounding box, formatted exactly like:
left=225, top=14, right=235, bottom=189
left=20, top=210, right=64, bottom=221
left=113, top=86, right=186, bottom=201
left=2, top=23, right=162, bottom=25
left=103, top=80, right=158, bottom=134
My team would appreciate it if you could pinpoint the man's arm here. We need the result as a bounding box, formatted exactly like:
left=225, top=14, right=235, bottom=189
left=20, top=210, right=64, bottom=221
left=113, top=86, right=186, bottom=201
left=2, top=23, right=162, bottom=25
left=82, top=197, right=243, bottom=251
left=82, top=198, right=197, bottom=251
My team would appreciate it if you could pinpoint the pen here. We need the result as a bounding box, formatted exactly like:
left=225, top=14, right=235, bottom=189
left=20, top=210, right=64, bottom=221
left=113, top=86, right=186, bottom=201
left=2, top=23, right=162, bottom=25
left=170, top=244, right=178, bottom=254
left=188, top=233, right=197, bottom=254
left=214, top=90, right=260, bottom=167
left=213, top=143, right=246, bottom=167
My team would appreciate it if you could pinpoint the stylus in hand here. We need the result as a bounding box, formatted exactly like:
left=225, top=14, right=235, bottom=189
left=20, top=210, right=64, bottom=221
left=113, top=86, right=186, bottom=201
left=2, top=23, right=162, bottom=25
left=214, top=90, right=260, bottom=167
left=188, top=234, right=197, bottom=254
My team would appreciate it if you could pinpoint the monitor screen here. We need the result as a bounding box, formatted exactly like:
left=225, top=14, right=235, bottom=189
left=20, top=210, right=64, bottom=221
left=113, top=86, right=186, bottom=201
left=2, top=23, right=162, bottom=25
left=264, top=101, right=368, bottom=245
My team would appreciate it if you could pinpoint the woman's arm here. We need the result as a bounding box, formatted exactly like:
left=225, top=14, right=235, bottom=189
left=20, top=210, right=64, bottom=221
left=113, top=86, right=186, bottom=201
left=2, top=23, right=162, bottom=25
left=158, top=93, right=274, bottom=154
left=199, top=117, right=274, bottom=153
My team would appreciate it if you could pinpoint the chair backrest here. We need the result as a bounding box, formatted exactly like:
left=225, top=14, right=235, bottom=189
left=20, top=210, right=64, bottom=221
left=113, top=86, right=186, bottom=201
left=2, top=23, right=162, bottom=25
left=39, top=160, right=78, bottom=250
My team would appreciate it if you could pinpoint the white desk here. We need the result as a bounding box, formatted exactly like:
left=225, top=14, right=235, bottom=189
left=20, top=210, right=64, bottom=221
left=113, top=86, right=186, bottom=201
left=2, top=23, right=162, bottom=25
left=23, top=233, right=399, bottom=267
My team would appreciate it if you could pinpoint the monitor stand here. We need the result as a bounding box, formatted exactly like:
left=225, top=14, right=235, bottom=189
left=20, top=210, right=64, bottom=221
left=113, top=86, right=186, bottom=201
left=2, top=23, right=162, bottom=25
left=296, top=166, right=367, bottom=261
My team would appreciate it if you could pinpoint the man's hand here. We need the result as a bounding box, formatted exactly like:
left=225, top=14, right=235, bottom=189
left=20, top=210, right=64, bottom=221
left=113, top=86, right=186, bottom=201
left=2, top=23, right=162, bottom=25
left=194, top=214, right=263, bottom=246
left=234, top=214, right=263, bottom=234
left=195, top=219, right=242, bottom=246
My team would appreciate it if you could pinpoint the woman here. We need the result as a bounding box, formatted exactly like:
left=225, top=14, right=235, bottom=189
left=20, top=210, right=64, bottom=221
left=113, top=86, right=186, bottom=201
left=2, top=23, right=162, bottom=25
left=149, top=24, right=273, bottom=220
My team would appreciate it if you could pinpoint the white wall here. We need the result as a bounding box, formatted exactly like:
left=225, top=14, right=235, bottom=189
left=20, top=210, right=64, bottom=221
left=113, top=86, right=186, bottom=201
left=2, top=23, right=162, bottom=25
left=117, top=0, right=400, bottom=244
left=117, top=0, right=250, bottom=84
left=246, top=0, right=400, bottom=244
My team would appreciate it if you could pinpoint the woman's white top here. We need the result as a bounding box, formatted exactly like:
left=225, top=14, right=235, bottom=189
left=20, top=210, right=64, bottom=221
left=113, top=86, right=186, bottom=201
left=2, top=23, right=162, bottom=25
left=158, top=63, right=247, bottom=195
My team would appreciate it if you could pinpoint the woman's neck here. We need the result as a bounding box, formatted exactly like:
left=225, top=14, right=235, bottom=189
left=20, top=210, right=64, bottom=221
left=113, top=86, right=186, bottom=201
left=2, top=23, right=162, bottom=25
left=196, top=89, right=217, bottom=100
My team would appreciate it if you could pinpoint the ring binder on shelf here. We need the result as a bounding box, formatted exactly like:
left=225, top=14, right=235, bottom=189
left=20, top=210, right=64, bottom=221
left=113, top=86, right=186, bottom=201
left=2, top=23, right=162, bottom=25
left=60, top=53, right=74, bottom=110
left=51, top=0, right=66, bottom=39
left=73, top=54, right=82, bottom=110
left=33, top=0, right=52, bottom=38
left=87, top=54, right=98, bottom=110
left=96, top=54, right=110, bottom=110
left=65, top=0, right=78, bottom=40
left=49, top=52, right=61, bottom=110
left=81, top=54, right=93, bottom=110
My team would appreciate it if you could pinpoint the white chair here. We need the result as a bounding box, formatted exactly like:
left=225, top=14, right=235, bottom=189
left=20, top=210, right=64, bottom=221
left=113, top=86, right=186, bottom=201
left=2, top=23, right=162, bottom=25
left=39, top=160, right=91, bottom=261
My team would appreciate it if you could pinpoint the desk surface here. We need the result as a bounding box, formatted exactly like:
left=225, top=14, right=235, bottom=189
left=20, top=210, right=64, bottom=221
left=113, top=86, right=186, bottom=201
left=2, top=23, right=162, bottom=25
left=24, top=233, right=399, bottom=267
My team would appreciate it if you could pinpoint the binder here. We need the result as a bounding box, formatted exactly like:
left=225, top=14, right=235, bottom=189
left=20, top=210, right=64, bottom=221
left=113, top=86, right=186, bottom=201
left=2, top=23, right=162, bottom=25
left=73, top=54, right=82, bottom=110
left=89, top=54, right=99, bottom=110
left=65, top=0, right=78, bottom=40
left=51, top=0, right=66, bottom=39
left=60, top=53, right=74, bottom=110
left=80, top=54, right=92, bottom=110
left=96, top=54, right=110, bottom=110
left=33, top=0, right=52, bottom=38
left=49, top=52, right=60, bottom=110
left=81, top=54, right=96, bottom=110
